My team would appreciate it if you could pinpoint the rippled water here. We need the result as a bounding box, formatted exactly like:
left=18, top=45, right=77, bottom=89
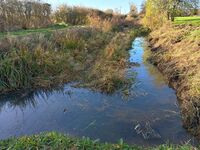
left=0, top=37, right=197, bottom=146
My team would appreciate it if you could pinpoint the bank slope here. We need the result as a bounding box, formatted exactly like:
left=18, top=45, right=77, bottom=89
left=148, top=24, right=200, bottom=136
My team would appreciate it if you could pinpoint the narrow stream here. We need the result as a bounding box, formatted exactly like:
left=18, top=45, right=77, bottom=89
left=0, top=37, right=197, bottom=146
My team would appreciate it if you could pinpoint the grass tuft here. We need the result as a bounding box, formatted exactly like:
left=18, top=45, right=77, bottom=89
left=0, top=132, right=197, bottom=150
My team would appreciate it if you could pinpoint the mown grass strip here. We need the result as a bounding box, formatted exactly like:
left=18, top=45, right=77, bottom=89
left=174, top=16, right=200, bottom=26
left=0, top=24, right=68, bottom=38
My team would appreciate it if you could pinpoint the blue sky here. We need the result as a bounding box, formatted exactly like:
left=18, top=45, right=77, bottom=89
left=45, top=0, right=143, bottom=14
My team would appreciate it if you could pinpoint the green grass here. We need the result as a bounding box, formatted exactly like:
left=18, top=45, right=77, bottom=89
left=0, top=132, right=197, bottom=150
left=0, top=24, right=68, bottom=38
left=188, top=30, right=200, bottom=40
left=174, top=16, right=200, bottom=26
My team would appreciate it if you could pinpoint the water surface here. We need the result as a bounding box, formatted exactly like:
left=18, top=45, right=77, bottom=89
left=0, top=37, right=197, bottom=146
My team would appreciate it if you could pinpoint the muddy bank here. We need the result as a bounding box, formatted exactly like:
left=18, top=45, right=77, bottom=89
left=147, top=24, right=200, bottom=137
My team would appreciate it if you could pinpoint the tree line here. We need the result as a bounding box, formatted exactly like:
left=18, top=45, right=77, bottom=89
left=0, top=0, right=51, bottom=32
left=0, top=0, right=140, bottom=32
left=143, top=0, right=199, bottom=29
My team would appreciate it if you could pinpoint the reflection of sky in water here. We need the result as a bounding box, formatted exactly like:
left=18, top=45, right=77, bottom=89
left=0, top=38, right=197, bottom=147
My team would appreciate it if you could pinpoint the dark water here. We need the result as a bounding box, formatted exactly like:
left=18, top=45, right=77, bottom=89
left=0, top=37, right=197, bottom=146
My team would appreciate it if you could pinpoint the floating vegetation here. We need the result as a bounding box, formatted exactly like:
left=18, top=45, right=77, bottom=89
left=134, top=122, right=161, bottom=140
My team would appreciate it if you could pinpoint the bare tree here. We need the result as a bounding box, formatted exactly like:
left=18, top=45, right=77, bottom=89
left=0, top=0, right=52, bottom=32
left=129, top=3, right=138, bottom=18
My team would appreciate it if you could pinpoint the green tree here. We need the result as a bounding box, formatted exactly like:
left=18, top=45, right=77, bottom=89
left=143, top=0, right=168, bottom=29
left=166, top=0, right=199, bottom=21
left=143, top=0, right=199, bottom=29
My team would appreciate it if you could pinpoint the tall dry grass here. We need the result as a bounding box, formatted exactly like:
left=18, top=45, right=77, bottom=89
left=86, top=15, right=113, bottom=32
left=0, top=26, right=141, bottom=94
left=149, top=24, right=200, bottom=135
left=0, top=4, right=140, bottom=93
left=83, top=30, right=136, bottom=93
left=0, top=27, right=97, bottom=92
left=52, top=5, right=134, bottom=32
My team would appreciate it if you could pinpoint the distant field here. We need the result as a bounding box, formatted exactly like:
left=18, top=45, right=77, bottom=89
left=174, top=16, right=200, bottom=25
left=0, top=24, right=68, bottom=38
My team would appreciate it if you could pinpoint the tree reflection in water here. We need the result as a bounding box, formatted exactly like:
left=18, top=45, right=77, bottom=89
left=0, top=86, right=65, bottom=112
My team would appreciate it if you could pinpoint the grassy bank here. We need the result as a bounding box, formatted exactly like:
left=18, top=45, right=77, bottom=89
left=148, top=23, right=200, bottom=135
left=0, top=27, right=95, bottom=93
left=0, top=25, right=143, bottom=94
left=0, top=132, right=196, bottom=150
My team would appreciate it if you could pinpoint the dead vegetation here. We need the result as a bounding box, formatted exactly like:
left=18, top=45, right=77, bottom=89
left=52, top=4, right=137, bottom=32
left=0, top=27, right=96, bottom=92
left=0, top=1, right=142, bottom=94
left=0, top=24, right=141, bottom=94
left=148, top=24, right=200, bottom=136
left=83, top=31, right=135, bottom=93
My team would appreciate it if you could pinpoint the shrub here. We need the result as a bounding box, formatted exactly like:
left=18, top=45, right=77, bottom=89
left=52, top=5, right=131, bottom=32
left=87, top=15, right=113, bottom=32
left=52, top=5, right=89, bottom=25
